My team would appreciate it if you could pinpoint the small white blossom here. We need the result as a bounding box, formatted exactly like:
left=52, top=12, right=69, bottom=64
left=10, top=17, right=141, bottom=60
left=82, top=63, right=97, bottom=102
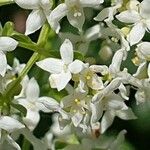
left=16, top=78, right=53, bottom=131
left=0, top=37, right=18, bottom=77
left=116, top=0, right=150, bottom=45
left=37, top=39, right=84, bottom=91
left=49, top=0, right=104, bottom=33
left=60, top=89, right=91, bottom=128
left=0, top=116, right=25, bottom=150
left=15, top=0, right=53, bottom=35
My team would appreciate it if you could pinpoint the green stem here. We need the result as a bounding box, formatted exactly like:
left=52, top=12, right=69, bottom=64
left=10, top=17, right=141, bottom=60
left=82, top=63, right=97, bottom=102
left=0, top=0, right=14, bottom=6
left=4, top=23, right=50, bottom=99
left=18, top=42, right=50, bottom=57
left=22, top=138, right=30, bottom=150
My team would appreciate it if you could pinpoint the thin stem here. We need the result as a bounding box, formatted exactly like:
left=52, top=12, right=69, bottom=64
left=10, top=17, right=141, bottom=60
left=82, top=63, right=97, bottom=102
left=0, top=0, right=14, bottom=6
left=4, top=23, right=50, bottom=99
left=22, top=138, right=30, bottom=150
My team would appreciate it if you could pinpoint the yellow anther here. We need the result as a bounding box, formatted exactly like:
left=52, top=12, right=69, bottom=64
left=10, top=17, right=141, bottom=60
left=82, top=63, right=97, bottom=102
left=74, top=99, right=81, bottom=105
left=73, top=109, right=77, bottom=113
left=102, top=74, right=112, bottom=81
left=121, top=27, right=130, bottom=36
left=111, top=37, right=118, bottom=43
left=86, top=75, right=91, bottom=80
left=132, top=56, right=140, bottom=65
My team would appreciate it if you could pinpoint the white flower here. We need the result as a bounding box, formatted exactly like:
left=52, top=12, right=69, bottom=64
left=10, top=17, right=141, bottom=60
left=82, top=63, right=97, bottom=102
left=92, top=91, right=136, bottom=133
left=16, top=78, right=53, bottom=131
left=116, top=0, right=150, bottom=45
left=94, top=0, right=122, bottom=23
left=136, top=42, right=150, bottom=61
left=48, top=0, right=104, bottom=33
left=74, top=64, right=104, bottom=92
left=0, top=116, right=25, bottom=150
left=50, top=114, right=71, bottom=137
left=36, top=39, right=84, bottom=91
left=60, top=89, right=91, bottom=128
left=0, top=37, right=18, bottom=77
left=135, top=79, right=150, bottom=105
left=15, top=0, right=53, bottom=35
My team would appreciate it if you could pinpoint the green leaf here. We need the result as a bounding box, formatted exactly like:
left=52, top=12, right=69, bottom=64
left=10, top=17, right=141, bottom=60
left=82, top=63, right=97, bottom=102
left=11, top=32, right=33, bottom=44
left=11, top=103, right=27, bottom=117
left=6, top=80, right=22, bottom=98
left=74, top=51, right=84, bottom=61
left=2, top=21, right=14, bottom=36
left=55, top=140, right=68, bottom=149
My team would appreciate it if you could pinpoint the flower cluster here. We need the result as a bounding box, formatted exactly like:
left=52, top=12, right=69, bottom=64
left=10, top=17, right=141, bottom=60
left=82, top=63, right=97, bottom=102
left=0, top=0, right=149, bottom=149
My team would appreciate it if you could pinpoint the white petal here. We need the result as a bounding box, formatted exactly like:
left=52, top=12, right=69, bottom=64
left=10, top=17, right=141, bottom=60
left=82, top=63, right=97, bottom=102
left=104, top=78, right=121, bottom=94
left=38, top=96, right=60, bottom=112
left=90, top=65, right=109, bottom=75
left=60, top=39, right=74, bottom=64
left=15, top=0, right=39, bottom=9
left=49, top=72, right=72, bottom=91
left=23, top=110, right=40, bottom=131
left=6, top=135, right=21, bottom=150
left=0, top=37, right=18, bottom=52
left=94, top=8, right=109, bottom=21
left=110, top=130, right=127, bottom=150
left=90, top=102, right=103, bottom=123
left=0, top=51, right=7, bottom=77
left=72, top=112, right=83, bottom=127
left=116, top=10, right=140, bottom=23
left=119, top=83, right=129, bottom=100
left=21, top=128, right=47, bottom=150
left=0, top=116, right=25, bottom=133
left=36, top=58, right=63, bottom=74
left=48, top=3, right=68, bottom=33
left=60, top=94, right=74, bottom=108
left=80, top=0, right=104, bottom=7
left=84, top=24, right=102, bottom=41
left=26, top=78, right=39, bottom=101
left=127, top=23, right=145, bottom=46
left=17, top=98, right=31, bottom=110
left=68, top=60, right=84, bottom=74
left=40, top=0, right=53, bottom=10
left=135, top=89, right=146, bottom=105
left=25, top=10, right=46, bottom=35
left=133, top=62, right=147, bottom=79
left=101, top=110, right=115, bottom=133
left=67, top=7, right=85, bottom=32
left=109, top=49, right=124, bottom=74
left=140, top=0, right=150, bottom=19
left=49, top=74, right=57, bottom=88
left=88, top=74, right=104, bottom=90
left=116, top=108, right=137, bottom=120
left=106, top=94, right=128, bottom=110
left=136, top=42, right=150, bottom=59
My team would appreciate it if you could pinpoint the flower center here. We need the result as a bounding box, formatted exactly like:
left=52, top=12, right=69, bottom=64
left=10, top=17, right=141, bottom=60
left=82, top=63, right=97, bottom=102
left=71, top=5, right=81, bottom=17
left=74, top=98, right=80, bottom=105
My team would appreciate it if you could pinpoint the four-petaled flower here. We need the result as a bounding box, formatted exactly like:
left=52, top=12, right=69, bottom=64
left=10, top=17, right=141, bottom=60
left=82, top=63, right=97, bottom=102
left=37, top=39, right=84, bottom=91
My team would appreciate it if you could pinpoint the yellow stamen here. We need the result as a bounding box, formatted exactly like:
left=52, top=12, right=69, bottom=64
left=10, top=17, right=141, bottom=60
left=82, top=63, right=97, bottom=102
left=86, top=75, right=91, bottom=80
left=74, top=99, right=80, bottom=105
left=132, top=56, right=140, bottom=65
left=121, top=27, right=130, bottom=36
